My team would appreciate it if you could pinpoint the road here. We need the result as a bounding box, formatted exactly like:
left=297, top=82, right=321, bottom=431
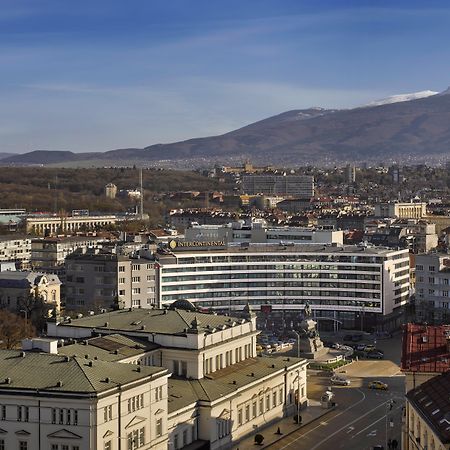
left=267, top=334, right=405, bottom=450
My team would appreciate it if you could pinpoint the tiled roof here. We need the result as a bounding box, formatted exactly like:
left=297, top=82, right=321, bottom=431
left=0, top=350, right=167, bottom=394
left=59, top=308, right=248, bottom=336
left=407, top=371, right=450, bottom=444
left=401, top=323, right=450, bottom=373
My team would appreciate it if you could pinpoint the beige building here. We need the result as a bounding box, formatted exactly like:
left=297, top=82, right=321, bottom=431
left=47, top=305, right=309, bottom=449
left=105, top=183, right=118, bottom=199
left=0, top=270, right=61, bottom=314
left=26, top=215, right=117, bottom=236
left=375, top=202, right=427, bottom=219
left=404, top=371, right=450, bottom=450
left=31, top=236, right=107, bottom=275
left=0, top=349, right=169, bottom=450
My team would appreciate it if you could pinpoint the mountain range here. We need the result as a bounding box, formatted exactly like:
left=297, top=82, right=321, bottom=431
left=3, top=88, right=450, bottom=167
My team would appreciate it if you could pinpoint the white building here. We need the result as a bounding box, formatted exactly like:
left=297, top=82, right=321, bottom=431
left=184, top=219, right=344, bottom=246
left=0, top=349, right=169, bottom=450
left=44, top=306, right=308, bottom=449
left=0, top=235, right=31, bottom=268
left=156, top=243, right=410, bottom=330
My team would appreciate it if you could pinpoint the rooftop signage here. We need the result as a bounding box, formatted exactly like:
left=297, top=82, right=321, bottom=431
left=169, top=239, right=226, bottom=250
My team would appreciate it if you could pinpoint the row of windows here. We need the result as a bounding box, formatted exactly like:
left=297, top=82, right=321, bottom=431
left=162, top=281, right=381, bottom=291
left=204, top=344, right=252, bottom=375
left=162, top=289, right=381, bottom=299
left=162, top=296, right=382, bottom=309
left=162, top=272, right=381, bottom=282
left=237, top=385, right=285, bottom=427
left=164, top=264, right=382, bottom=273
left=174, top=255, right=387, bottom=264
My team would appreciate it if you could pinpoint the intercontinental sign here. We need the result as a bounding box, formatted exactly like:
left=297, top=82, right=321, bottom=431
left=169, top=240, right=226, bottom=250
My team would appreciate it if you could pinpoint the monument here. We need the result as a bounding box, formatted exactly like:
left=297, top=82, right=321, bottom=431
left=297, top=301, right=327, bottom=359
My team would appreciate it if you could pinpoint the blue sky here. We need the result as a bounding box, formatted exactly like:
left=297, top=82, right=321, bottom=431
left=2, top=0, right=450, bottom=153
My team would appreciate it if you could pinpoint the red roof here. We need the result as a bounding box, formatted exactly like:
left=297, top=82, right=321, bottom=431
left=401, top=323, right=450, bottom=373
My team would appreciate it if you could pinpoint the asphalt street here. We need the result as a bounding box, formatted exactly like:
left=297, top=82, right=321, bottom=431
left=267, top=334, right=405, bottom=450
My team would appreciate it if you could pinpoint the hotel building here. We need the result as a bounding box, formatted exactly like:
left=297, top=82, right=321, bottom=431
left=156, top=243, right=410, bottom=330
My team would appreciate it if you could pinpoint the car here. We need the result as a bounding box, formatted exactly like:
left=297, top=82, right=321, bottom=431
left=356, top=343, right=367, bottom=351
left=364, top=344, right=376, bottom=352
left=367, top=351, right=384, bottom=359
left=368, top=381, right=388, bottom=390
left=330, top=375, right=351, bottom=386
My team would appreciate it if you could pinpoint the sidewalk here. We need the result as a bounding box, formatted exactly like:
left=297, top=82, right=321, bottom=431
left=232, top=400, right=336, bottom=450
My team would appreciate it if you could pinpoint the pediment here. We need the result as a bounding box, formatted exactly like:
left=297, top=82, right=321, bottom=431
left=15, top=430, right=31, bottom=436
left=47, top=429, right=82, bottom=439
left=103, top=430, right=114, bottom=438
left=125, top=416, right=146, bottom=429
left=155, top=408, right=164, bottom=415
left=218, top=408, right=230, bottom=419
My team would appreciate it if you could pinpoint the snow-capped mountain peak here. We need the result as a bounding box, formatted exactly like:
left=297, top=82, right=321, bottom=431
left=364, top=90, right=438, bottom=107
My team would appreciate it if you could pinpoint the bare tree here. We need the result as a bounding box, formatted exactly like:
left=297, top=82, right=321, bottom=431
left=0, top=309, right=36, bottom=349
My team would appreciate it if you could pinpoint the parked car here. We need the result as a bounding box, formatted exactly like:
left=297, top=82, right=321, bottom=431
left=367, top=351, right=384, bottom=359
left=364, top=344, right=376, bottom=352
left=368, top=381, right=388, bottom=390
left=356, top=343, right=367, bottom=351
left=330, top=375, right=351, bottom=386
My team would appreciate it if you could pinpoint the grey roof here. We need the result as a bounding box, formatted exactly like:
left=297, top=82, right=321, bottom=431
left=407, top=371, right=450, bottom=444
left=0, top=350, right=167, bottom=394
left=59, top=308, right=248, bottom=336
left=0, top=271, right=60, bottom=289
left=59, top=333, right=159, bottom=362
left=167, top=356, right=306, bottom=412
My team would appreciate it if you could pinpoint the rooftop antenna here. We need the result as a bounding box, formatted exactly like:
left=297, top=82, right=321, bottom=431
left=139, top=168, right=144, bottom=219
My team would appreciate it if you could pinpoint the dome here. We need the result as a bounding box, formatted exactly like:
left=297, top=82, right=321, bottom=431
left=169, top=299, right=198, bottom=312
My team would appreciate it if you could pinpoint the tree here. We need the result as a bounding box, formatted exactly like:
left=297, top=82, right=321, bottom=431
left=0, top=309, right=36, bottom=349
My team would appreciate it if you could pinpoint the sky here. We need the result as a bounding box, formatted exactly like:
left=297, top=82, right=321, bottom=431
left=2, top=0, right=450, bottom=153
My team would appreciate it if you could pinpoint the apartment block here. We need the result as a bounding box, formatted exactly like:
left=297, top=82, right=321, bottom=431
left=64, top=250, right=156, bottom=313
left=0, top=234, right=31, bottom=268
left=415, top=254, right=450, bottom=324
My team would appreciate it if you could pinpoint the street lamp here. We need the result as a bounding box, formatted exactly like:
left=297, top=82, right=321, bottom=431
left=386, top=399, right=396, bottom=449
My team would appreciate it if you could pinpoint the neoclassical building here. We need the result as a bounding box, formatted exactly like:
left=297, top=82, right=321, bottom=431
left=0, top=270, right=61, bottom=313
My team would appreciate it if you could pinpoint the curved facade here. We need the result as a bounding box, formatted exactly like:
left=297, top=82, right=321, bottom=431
left=156, top=244, right=410, bottom=327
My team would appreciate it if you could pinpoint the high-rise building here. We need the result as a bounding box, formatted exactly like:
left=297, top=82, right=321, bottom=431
left=242, top=175, right=315, bottom=197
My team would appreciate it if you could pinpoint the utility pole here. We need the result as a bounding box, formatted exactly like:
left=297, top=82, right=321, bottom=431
left=139, top=168, right=144, bottom=220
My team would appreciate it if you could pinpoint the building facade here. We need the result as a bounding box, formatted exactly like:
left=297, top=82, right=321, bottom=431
left=0, top=350, right=169, bottom=450
left=184, top=219, right=344, bottom=246
left=404, top=371, right=450, bottom=450
left=242, top=175, right=315, bottom=198
left=26, top=215, right=117, bottom=235
left=65, top=250, right=157, bottom=312
left=156, top=244, right=410, bottom=330
left=0, top=270, right=61, bottom=313
left=46, top=306, right=309, bottom=450
left=375, top=202, right=427, bottom=219
left=415, top=254, right=450, bottom=324
left=0, top=235, right=31, bottom=269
